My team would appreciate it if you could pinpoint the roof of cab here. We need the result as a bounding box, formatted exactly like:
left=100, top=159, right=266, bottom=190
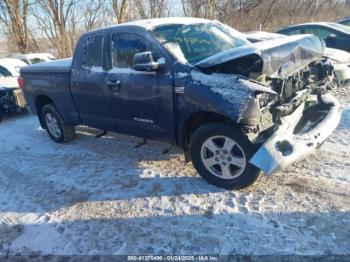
left=88, top=17, right=213, bottom=34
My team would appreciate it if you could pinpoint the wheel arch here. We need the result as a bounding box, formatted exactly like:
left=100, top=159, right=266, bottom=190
left=181, top=111, right=240, bottom=155
left=35, top=95, right=53, bottom=128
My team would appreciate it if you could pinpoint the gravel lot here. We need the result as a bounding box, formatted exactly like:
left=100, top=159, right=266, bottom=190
left=0, top=87, right=349, bottom=256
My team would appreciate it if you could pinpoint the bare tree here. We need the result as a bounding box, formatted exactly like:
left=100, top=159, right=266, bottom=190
left=3, top=0, right=350, bottom=57
left=31, top=0, right=81, bottom=58
left=211, top=0, right=350, bottom=32
left=83, top=0, right=105, bottom=31
left=0, top=0, right=30, bottom=53
left=134, top=0, right=168, bottom=19
left=182, top=0, right=215, bottom=19
left=111, top=0, right=131, bottom=23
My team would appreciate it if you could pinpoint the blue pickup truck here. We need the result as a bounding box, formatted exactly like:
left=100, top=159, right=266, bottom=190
left=20, top=18, right=341, bottom=189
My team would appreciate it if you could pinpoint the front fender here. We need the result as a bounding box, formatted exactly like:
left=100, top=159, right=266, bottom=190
left=174, top=69, right=271, bottom=147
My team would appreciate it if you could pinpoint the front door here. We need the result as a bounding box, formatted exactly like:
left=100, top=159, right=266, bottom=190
left=106, top=31, right=175, bottom=142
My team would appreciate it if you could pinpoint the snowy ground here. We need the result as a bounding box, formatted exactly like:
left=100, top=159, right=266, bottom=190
left=0, top=87, right=349, bottom=256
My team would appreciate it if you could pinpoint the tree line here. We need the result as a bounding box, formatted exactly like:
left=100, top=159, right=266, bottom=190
left=1, top=0, right=349, bottom=58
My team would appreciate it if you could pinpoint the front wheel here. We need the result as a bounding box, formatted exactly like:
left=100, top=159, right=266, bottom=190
left=41, top=103, right=75, bottom=143
left=190, top=123, right=260, bottom=189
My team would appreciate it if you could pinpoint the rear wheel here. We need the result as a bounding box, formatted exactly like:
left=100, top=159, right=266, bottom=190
left=41, top=103, right=75, bottom=143
left=190, top=122, right=260, bottom=189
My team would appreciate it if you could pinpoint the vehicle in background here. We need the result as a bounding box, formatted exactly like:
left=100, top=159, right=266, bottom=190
left=15, top=53, right=56, bottom=65
left=323, top=47, right=350, bottom=86
left=245, top=31, right=350, bottom=86
left=336, top=16, right=350, bottom=27
left=0, top=58, right=27, bottom=77
left=244, top=31, right=283, bottom=43
left=276, top=22, right=350, bottom=53
left=21, top=18, right=341, bottom=189
left=0, top=58, right=27, bottom=120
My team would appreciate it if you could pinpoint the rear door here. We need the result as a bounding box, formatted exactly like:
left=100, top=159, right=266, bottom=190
left=71, top=33, right=115, bottom=130
left=106, top=29, right=175, bottom=142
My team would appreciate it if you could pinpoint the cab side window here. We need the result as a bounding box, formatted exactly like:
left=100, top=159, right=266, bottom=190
left=81, top=35, right=104, bottom=70
left=111, top=34, right=149, bottom=68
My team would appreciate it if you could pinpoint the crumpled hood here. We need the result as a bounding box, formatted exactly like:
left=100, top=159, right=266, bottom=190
left=196, top=35, right=324, bottom=78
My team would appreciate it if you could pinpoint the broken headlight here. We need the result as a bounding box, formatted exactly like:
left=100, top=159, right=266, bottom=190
left=257, top=92, right=276, bottom=108
left=238, top=96, right=262, bottom=128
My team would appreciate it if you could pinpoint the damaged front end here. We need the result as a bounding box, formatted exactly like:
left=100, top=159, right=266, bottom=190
left=242, top=63, right=341, bottom=175
left=0, top=86, right=26, bottom=120
left=197, top=35, right=342, bottom=175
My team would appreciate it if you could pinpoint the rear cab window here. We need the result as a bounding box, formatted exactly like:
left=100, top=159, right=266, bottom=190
left=81, top=35, right=104, bottom=71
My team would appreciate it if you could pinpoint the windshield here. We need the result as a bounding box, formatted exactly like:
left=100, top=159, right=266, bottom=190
left=152, top=22, right=249, bottom=64
left=326, top=22, right=350, bottom=34
left=0, top=66, right=12, bottom=77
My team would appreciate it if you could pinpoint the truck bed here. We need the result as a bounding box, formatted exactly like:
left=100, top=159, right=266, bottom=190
left=20, top=58, right=81, bottom=125
left=21, top=58, right=72, bottom=74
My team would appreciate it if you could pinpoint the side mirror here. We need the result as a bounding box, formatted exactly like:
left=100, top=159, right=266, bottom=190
left=133, top=51, right=166, bottom=72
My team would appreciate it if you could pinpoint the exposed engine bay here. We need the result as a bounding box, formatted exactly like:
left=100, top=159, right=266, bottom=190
left=240, top=58, right=337, bottom=141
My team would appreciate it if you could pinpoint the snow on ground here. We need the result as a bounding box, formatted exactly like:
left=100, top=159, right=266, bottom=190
left=0, top=88, right=349, bottom=256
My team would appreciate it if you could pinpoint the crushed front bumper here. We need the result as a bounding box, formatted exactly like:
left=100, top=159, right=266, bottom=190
left=249, top=93, right=342, bottom=175
left=0, top=87, right=26, bottom=113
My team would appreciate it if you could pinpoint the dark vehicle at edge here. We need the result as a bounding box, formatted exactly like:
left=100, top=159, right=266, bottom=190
left=20, top=18, right=341, bottom=189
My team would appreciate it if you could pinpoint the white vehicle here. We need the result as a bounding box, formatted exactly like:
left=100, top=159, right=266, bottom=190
left=245, top=31, right=350, bottom=86
left=323, top=48, right=350, bottom=86
left=0, top=58, right=27, bottom=77
left=0, top=58, right=27, bottom=120
left=14, top=53, right=56, bottom=65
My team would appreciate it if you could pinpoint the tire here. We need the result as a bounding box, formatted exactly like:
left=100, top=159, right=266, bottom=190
left=190, top=122, right=260, bottom=189
left=41, top=103, right=75, bottom=143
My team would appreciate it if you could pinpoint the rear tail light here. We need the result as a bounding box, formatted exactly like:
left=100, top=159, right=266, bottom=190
left=17, top=77, right=25, bottom=89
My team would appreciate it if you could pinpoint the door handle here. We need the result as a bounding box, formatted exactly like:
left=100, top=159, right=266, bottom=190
left=106, top=80, right=121, bottom=91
